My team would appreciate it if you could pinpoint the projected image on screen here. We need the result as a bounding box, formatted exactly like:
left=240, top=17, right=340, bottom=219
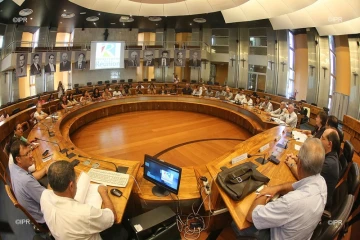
left=90, top=41, right=125, bottom=70
left=145, top=162, right=180, bottom=191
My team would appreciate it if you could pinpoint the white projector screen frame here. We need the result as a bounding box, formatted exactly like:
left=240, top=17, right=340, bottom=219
left=90, top=41, right=125, bottom=70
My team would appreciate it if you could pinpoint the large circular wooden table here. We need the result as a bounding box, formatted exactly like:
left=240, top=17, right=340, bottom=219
left=29, top=95, right=296, bottom=227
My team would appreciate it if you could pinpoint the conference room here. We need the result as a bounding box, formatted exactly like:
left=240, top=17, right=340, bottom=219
left=1, top=0, right=360, bottom=240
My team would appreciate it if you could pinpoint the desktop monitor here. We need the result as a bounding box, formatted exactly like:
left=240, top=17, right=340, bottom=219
left=143, top=154, right=182, bottom=197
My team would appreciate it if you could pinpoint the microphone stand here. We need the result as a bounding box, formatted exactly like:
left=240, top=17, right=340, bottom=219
left=34, top=138, right=75, bottom=159
left=37, top=121, right=55, bottom=137
left=78, top=154, right=120, bottom=172
left=248, top=153, right=268, bottom=165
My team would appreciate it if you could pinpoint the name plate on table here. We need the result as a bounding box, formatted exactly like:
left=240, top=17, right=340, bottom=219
left=231, top=153, right=248, bottom=165
left=259, top=143, right=270, bottom=152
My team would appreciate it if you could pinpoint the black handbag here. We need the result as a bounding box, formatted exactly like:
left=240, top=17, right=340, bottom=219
left=216, top=162, right=270, bottom=201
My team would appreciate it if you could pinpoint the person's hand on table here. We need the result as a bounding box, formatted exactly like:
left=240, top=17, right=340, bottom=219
left=256, top=185, right=279, bottom=199
left=98, top=185, right=108, bottom=194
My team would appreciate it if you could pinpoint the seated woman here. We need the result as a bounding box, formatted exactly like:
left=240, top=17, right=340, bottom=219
left=105, top=83, right=112, bottom=91
left=148, top=83, right=156, bottom=90
left=254, top=96, right=261, bottom=107
left=122, top=85, right=131, bottom=96
left=34, top=103, right=48, bottom=121
left=170, top=85, right=178, bottom=95
left=47, top=93, right=55, bottom=102
left=80, top=90, right=92, bottom=103
left=158, top=85, right=168, bottom=95
left=112, top=86, right=123, bottom=97
left=192, top=85, right=202, bottom=96
left=147, top=84, right=156, bottom=95
left=37, top=94, right=46, bottom=105
left=243, top=94, right=253, bottom=106
left=0, top=110, right=9, bottom=122
left=92, top=87, right=102, bottom=101
left=67, top=93, right=78, bottom=106
left=204, top=87, right=214, bottom=97
left=301, top=111, right=327, bottom=138
left=102, top=87, right=112, bottom=100
left=136, top=82, right=144, bottom=94
left=59, top=94, right=69, bottom=109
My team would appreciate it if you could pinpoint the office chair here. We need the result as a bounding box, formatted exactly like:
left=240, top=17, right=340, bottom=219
left=74, top=84, right=79, bottom=88
left=27, top=103, right=36, bottom=108
left=311, top=103, right=318, bottom=106
left=338, top=129, right=344, bottom=143
left=21, top=121, right=31, bottom=138
left=0, top=160, right=11, bottom=185
left=97, top=81, right=103, bottom=85
left=87, top=82, right=92, bottom=86
left=151, top=78, right=156, bottom=82
left=214, top=82, right=220, bottom=85
left=343, top=140, right=354, bottom=164
left=4, top=185, right=49, bottom=233
left=143, top=79, right=148, bottom=82
left=191, top=80, right=196, bottom=84
left=112, top=80, right=117, bottom=84
left=120, top=79, right=125, bottom=83
left=11, top=108, right=20, bottom=115
left=338, top=154, right=348, bottom=181
left=181, top=79, right=187, bottom=82
left=128, top=79, right=133, bottom=83
left=105, top=80, right=110, bottom=84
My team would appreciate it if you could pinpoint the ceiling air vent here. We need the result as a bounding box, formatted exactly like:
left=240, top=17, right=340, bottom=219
left=86, top=16, right=99, bottom=22
left=61, top=12, right=75, bottom=19
left=19, top=8, right=33, bottom=16
left=148, top=16, right=162, bottom=22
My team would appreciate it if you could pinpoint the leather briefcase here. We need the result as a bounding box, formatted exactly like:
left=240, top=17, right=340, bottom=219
left=216, top=162, right=270, bottom=201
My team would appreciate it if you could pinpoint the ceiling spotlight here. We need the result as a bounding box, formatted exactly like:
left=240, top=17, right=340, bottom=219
left=193, top=18, right=206, bottom=23
left=19, top=8, right=33, bottom=16
left=156, top=24, right=158, bottom=26
left=60, top=22, right=62, bottom=24
left=111, top=23, right=116, bottom=25
left=98, top=13, right=101, bottom=16
left=123, top=23, right=125, bottom=26
left=86, top=16, right=99, bottom=22
left=64, top=9, right=66, bottom=12
left=30, top=18, right=32, bottom=20
left=80, top=12, right=86, bottom=15
left=190, top=23, right=192, bottom=25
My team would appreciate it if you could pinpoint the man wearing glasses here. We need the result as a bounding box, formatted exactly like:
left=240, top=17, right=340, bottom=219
left=144, top=50, right=154, bottom=67
left=45, top=54, right=56, bottom=73
left=9, top=140, right=51, bottom=229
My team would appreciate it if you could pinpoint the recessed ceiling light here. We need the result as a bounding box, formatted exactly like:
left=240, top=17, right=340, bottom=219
left=123, top=23, right=125, bottom=26
left=86, top=16, right=99, bottom=22
left=193, top=18, right=206, bottom=23
left=60, top=22, right=62, bottom=24
left=119, top=16, right=134, bottom=23
left=61, top=12, right=75, bottom=19
left=156, top=24, right=158, bottom=25
left=111, top=23, right=116, bottom=25
left=149, top=16, right=161, bottom=22
left=98, top=13, right=101, bottom=16
left=80, top=12, right=86, bottom=15
left=93, top=22, right=96, bottom=25
left=30, top=18, right=32, bottom=20
left=64, top=9, right=66, bottom=12
left=190, top=23, right=192, bottom=25
left=19, top=8, right=33, bottom=16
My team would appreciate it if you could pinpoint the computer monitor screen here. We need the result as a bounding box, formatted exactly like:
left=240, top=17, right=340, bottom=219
left=143, top=154, right=182, bottom=197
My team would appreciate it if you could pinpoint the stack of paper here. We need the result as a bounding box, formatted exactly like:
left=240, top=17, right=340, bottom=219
left=292, top=131, right=308, bottom=143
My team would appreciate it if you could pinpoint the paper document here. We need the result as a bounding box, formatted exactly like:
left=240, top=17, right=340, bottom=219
left=294, top=144, right=301, bottom=151
left=292, top=131, right=308, bottom=143
left=74, top=172, right=102, bottom=209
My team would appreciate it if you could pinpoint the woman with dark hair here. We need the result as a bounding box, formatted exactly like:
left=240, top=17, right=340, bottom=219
left=0, top=110, right=9, bottom=122
left=59, top=95, right=68, bottom=109
left=37, top=94, right=45, bottom=105
left=92, top=87, right=101, bottom=101
left=148, top=84, right=156, bottom=94
left=102, top=87, right=112, bottom=100
left=301, top=111, right=328, bottom=138
left=67, top=93, right=78, bottom=105
left=122, top=85, right=131, bottom=96
left=80, top=90, right=92, bottom=103
left=136, top=82, right=144, bottom=94
left=113, top=86, right=122, bottom=97
left=170, top=85, right=177, bottom=95
left=48, top=93, right=55, bottom=102
left=254, top=96, right=261, bottom=107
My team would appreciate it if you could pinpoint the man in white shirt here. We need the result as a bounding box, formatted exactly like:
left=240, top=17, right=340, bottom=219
left=192, top=85, right=202, bottom=96
left=233, top=138, right=327, bottom=240
left=41, top=161, right=128, bottom=240
left=243, top=94, right=253, bottom=106
left=234, top=89, right=246, bottom=103
left=268, top=102, right=287, bottom=118
left=259, top=97, right=273, bottom=112
left=224, top=87, right=233, bottom=100
left=215, top=86, right=226, bottom=98
left=280, top=104, right=298, bottom=128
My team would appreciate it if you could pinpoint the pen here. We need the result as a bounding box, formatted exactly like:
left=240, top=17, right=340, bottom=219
left=255, top=192, right=272, bottom=197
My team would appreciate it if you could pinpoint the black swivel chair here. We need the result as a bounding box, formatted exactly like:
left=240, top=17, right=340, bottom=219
left=105, top=80, right=110, bottom=84
left=338, top=129, right=344, bottom=144
left=311, top=163, right=359, bottom=240
left=190, top=80, right=196, bottom=84
left=120, top=79, right=125, bottom=83
left=151, top=78, right=156, bottom=82
left=11, top=108, right=20, bottom=115
left=27, top=103, right=35, bottom=108
left=97, top=81, right=103, bottom=85
left=214, top=82, right=220, bottom=86
left=128, top=79, right=133, bottom=83
left=338, top=154, right=348, bottom=181
left=87, top=82, right=92, bottom=86
left=112, top=80, right=117, bottom=84
left=181, top=79, right=187, bottom=83
left=74, top=84, right=79, bottom=88
left=311, top=103, right=318, bottom=106
left=143, top=79, right=148, bottom=82
left=343, top=140, right=354, bottom=164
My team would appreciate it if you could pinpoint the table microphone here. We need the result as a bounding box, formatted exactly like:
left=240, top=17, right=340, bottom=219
left=248, top=153, right=268, bottom=165
left=284, top=138, right=300, bottom=149
left=34, top=137, right=67, bottom=153
left=78, top=154, right=120, bottom=172
left=37, top=121, right=55, bottom=137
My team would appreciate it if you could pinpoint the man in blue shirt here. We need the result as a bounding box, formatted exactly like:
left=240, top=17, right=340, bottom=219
left=9, top=140, right=47, bottom=226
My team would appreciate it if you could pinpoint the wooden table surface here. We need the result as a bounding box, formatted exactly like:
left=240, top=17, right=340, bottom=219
left=26, top=95, right=286, bottom=224
left=207, top=126, right=298, bottom=230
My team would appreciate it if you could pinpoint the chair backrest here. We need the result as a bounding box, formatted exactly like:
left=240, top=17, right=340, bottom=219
left=111, top=80, right=117, bottom=83
left=27, top=103, right=36, bottom=108
left=347, top=163, right=360, bottom=195
left=12, top=108, right=20, bottom=115
left=151, top=78, right=156, bottom=82
left=4, top=185, right=49, bottom=233
left=21, top=121, right=31, bottom=138
left=74, top=84, right=79, bottom=88
left=338, top=154, right=348, bottom=180
left=143, top=79, right=148, bottom=82
left=181, top=79, right=187, bottom=82
left=120, top=79, right=125, bottom=83
left=343, top=140, right=354, bottom=163
left=128, top=79, right=133, bottom=83
left=87, top=82, right=92, bottom=86
left=0, top=160, right=11, bottom=185
left=105, top=80, right=110, bottom=84
left=97, top=81, right=103, bottom=85
left=338, top=128, right=344, bottom=143
left=191, top=80, right=196, bottom=84
left=311, top=103, right=318, bottom=106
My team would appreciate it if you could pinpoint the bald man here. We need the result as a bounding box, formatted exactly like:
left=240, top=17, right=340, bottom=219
left=280, top=104, right=298, bottom=128
left=234, top=138, right=327, bottom=239
left=286, top=128, right=339, bottom=208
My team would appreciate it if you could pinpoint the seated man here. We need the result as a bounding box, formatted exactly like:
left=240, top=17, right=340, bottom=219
left=280, top=104, right=298, bottom=128
left=192, top=85, right=202, bottom=96
left=224, top=87, right=233, bottom=100
left=234, top=89, right=246, bottom=103
left=297, top=102, right=308, bottom=123
left=182, top=83, right=193, bottom=95
left=9, top=140, right=48, bottom=228
left=34, top=103, right=48, bottom=121
left=215, top=86, right=226, bottom=98
left=285, top=129, right=339, bottom=209
left=326, top=115, right=343, bottom=143
left=268, top=102, right=286, bottom=118
left=204, top=87, right=214, bottom=97
left=234, top=138, right=327, bottom=240
left=243, top=94, right=253, bottom=106
left=259, top=97, right=273, bottom=112
left=41, top=161, right=127, bottom=240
